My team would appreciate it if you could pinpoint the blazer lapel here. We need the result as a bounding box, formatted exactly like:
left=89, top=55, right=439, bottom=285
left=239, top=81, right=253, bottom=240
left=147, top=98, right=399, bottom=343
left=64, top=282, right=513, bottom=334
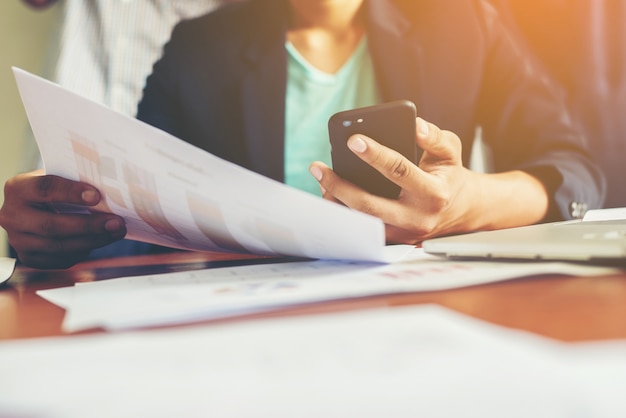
left=239, top=0, right=431, bottom=182
left=240, top=0, right=289, bottom=182
left=366, top=1, right=425, bottom=110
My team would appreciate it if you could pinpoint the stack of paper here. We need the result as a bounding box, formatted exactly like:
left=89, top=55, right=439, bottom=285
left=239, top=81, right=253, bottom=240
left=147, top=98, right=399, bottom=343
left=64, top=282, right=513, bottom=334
left=38, top=248, right=619, bottom=332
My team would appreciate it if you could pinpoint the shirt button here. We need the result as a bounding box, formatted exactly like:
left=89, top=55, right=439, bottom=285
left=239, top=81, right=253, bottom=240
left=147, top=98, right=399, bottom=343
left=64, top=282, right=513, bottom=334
left=569, top=201, right=588, bottom=219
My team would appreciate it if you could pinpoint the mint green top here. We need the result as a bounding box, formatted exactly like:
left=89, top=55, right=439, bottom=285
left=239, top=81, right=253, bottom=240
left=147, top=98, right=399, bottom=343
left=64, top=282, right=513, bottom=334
left=284, top=37, right=380, bottom=196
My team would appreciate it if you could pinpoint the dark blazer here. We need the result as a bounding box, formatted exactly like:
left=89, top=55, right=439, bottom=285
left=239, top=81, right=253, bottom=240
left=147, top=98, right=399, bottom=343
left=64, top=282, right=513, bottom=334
left=137, top=0, right=605, bottom=220
left=490, top=0, right=625, bottom=209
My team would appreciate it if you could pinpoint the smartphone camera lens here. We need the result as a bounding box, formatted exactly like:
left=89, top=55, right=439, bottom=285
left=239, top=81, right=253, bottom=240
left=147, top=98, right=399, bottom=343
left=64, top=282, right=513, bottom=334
left=342, top=120, right=352, bottom=127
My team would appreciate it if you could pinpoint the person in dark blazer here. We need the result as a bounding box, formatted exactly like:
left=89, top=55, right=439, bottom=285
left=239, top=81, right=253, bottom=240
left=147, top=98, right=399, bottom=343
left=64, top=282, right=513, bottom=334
left=0, top=0, right=606, bottom=269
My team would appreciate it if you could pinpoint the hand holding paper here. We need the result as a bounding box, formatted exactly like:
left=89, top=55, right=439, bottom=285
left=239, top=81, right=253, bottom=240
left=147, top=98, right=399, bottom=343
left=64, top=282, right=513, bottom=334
left=5, top=68, right=408, bottom=269
left=0, top=170, right=127, bottom=269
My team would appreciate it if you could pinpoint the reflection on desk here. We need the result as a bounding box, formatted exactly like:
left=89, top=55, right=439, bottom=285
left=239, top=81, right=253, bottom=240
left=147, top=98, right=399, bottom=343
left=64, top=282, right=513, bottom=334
left=2, top=250, right=626, bottom=341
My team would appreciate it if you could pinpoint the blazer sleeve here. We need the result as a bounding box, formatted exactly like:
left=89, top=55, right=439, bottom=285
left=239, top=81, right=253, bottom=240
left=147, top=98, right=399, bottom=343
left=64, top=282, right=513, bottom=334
left=474, top=2, right=606, bottom=220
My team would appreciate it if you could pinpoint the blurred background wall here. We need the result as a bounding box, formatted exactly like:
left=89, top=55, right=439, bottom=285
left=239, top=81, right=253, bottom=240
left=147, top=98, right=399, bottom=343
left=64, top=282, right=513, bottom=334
left=0, top=1, right=60, bottom=256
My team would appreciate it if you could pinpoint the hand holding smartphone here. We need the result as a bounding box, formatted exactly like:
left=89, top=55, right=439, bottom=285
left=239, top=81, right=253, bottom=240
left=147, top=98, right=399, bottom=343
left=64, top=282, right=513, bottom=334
left=328, top=100, right=421, bottom=199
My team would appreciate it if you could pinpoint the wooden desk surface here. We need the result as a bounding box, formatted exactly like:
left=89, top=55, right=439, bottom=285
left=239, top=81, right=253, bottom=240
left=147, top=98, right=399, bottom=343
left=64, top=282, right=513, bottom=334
left=1, top=251, right=626, bottom=342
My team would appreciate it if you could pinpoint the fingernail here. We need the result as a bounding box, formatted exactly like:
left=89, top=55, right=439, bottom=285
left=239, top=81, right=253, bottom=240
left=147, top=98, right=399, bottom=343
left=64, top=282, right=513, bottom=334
left=81, top=189, right=99, bottom=204
left=417, top=118, right=429, bottom=136
left=310, top=166, right=323, bottom=181
left=348, top=136, right=367, bottom=153
left=104, top=218, right=124, bottom=233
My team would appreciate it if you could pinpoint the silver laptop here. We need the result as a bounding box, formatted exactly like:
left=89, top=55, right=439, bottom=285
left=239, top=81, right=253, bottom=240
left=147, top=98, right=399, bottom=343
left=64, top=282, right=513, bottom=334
left=422, top=219, right=626, bottom=264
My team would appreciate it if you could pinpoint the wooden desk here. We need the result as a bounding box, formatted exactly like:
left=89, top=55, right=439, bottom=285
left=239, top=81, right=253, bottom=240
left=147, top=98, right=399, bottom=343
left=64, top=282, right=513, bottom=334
left=1, top=251, right=626, bottom=342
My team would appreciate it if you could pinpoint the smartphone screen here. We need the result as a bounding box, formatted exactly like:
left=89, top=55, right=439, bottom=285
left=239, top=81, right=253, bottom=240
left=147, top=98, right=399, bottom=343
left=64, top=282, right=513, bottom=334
left=328, top=100, right=420, bottom=198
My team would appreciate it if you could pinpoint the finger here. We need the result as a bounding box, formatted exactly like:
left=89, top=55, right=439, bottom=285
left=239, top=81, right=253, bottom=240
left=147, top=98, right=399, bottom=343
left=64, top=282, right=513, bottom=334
left=320, top=185, right=344, bottom=205
left=311, top=161, right=411, bottom=226
left=16, top=251, right=92, bottom=270
left=385, top=223, right=428, bottom=245
left=6, top=205, right=125, bottom=239
left=8, top=215, right=125, bottom=257
left=8, top=214, right=126, bottom=269
left=14, top=243, right=93, bottom=269
left=5, top=173, right=101, bottom=207
left=415, top=118, right=462, bottom=165
left=311, top=159, right=442, bottom=240
left=12, top=227, right=125, bottom=257
left=311, top=160, right=444, bottom=244
left=309, top=161, right=362, bottom=206
left=308, top=164, right=328, bottom=196
left=345, top=134, right=423, bottom=191
left=11, top=232, right=124, bottom=269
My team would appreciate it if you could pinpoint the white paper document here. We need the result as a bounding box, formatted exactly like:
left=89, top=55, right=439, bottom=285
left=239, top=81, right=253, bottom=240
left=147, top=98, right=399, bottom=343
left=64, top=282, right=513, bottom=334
left=13, top=67, right=400, bottom=263
left=583, top=207, right=626, bottom=222
left=37, top=248, right=620, bottom=332
left=0, top=257, right=16, bottom=285
left=0, top=305, right=625, bottom=418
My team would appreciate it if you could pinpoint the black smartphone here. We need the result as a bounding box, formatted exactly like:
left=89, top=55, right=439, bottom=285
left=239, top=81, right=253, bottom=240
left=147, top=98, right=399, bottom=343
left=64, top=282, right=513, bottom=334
left=328, top=100, right=420, bottom=199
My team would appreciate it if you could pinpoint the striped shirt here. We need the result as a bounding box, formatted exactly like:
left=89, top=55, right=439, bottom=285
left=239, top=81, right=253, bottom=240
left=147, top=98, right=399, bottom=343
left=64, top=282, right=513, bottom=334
left=52, top=0, right=227, bottom=116
left=22, top=0, right=227, bottom=171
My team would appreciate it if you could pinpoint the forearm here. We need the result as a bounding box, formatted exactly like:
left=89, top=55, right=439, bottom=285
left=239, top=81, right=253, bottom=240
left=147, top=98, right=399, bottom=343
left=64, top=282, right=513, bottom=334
left=478, top=2, right=604, bottom=218
left=466, top=170, right=549, bottom=231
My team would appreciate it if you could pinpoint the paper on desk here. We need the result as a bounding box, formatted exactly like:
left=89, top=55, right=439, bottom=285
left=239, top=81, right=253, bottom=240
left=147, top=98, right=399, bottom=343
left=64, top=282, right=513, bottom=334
left=12, top=67, right=398, bottom=263
left=37, top=286, right=74, bottom=309
left=37, top=248, right=620, bottom=332
left=583, top=207, right=626, bottom=221
left=0, top=257, right=17, bottom=285
left=0, top=305, right=625, bottom=418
